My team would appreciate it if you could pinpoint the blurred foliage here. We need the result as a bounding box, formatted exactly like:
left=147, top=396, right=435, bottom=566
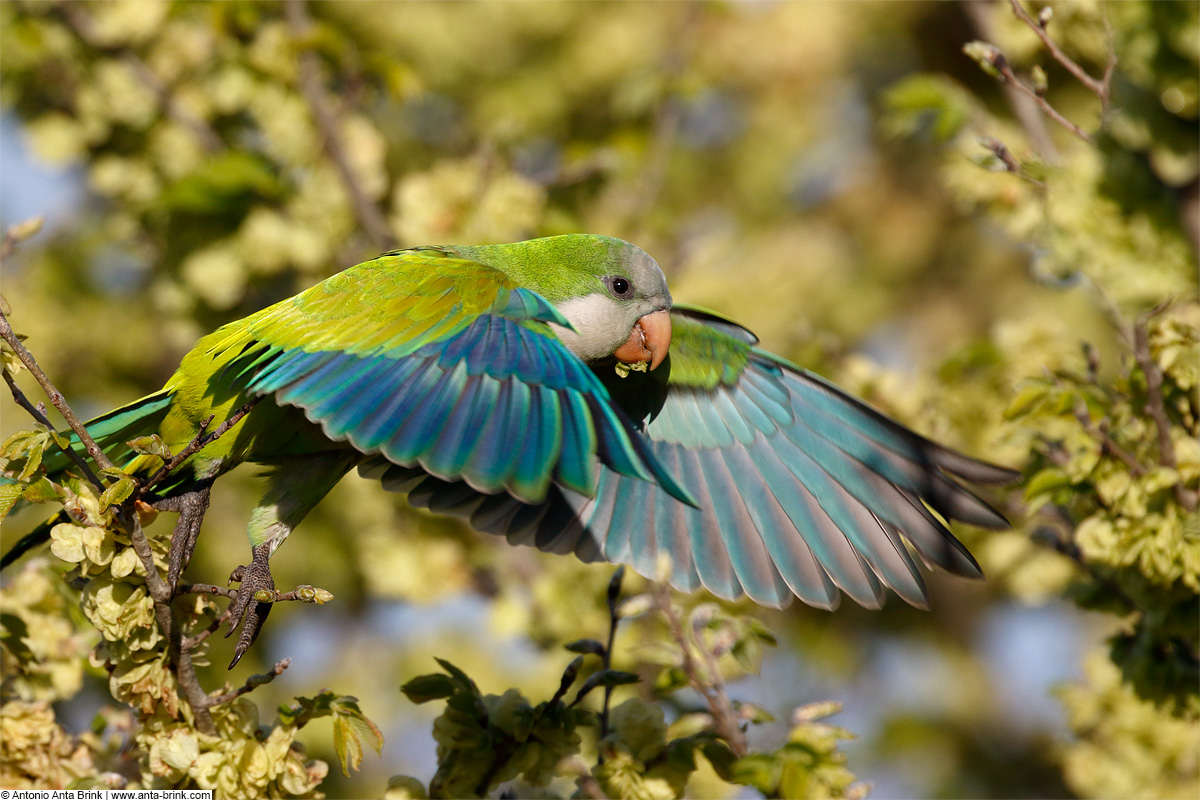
left=1, top=0, right=1198, bottom=798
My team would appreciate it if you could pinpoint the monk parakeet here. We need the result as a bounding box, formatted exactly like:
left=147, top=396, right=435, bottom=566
left=3, top=234, right=1015, bottom=667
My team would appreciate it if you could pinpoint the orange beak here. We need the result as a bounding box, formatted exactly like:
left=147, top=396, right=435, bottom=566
left=613, top=310, right=671, bottom=371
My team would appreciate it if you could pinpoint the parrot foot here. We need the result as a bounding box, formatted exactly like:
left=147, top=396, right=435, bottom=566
left=155, top=485, right=212, bottom=591
left=225, top=543, right=274, bottom=669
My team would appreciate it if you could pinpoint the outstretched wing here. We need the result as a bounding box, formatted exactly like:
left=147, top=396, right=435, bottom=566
left=366, top=305, right=1016, bottom=610
left=213, top=249, right=690, bottom=505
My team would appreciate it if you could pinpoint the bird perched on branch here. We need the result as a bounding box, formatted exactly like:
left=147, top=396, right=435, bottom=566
left=3, top=234, right=1016, bottom=667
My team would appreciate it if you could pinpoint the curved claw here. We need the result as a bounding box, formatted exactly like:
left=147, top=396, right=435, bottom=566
left=225, top=543, right=275, bottom=669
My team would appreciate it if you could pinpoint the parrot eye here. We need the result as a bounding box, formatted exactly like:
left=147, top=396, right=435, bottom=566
left=606, top=276, right=634, bottom=299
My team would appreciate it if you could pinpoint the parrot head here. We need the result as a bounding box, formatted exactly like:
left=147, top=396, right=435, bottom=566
left=451, top=234, right=673, bottom=369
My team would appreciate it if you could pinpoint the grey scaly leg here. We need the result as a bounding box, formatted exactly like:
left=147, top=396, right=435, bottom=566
left=225, top=453, right=358, bottom=668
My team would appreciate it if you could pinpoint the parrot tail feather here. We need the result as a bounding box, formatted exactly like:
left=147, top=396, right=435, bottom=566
left=2, top=390, right=174, bottom=569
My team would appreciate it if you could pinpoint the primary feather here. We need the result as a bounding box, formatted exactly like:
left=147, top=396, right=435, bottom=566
left=4, top=234, right=1016, bottom=649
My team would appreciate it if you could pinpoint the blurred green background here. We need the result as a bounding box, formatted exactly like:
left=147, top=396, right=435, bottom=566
left=1, top=1, right=1196, bottom=798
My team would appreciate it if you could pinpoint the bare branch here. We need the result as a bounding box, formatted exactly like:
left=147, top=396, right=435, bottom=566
left=181, top=583, right=239, bottom=601
left=1008, top=0, right=1113, bottom=115
left=979, top=135, right=1047, bottom=188
left=139, top=401, right=260, bottom=494
left=988, top=49, right=1095, bottom=144
left=207, top=658, right=292, bottom=707
left=963, top=1, right=1059, bottom=161
left=58, top=5, right=223, bottom=153
left=1073, top=399, right=1145, bottom=477
left=0, top=308, right=117, bottom=476
left=285, top=0, right=396, bottom=252
left=2, top=368, right=104, bottom=489
left=652, top=583, right=747, bottom=757
left=1133, top=316, right=1198, bottom=511
left=619, top=1, right=701, bottom=238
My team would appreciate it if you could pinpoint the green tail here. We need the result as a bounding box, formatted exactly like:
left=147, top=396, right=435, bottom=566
left=1, top=390, right=174, bottom=569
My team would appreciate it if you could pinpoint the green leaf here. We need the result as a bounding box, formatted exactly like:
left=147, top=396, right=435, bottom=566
left=401, top=673, right=458, bottom=704
left=22, top=477, right=64, bottom=504
left=434, top=657, right=476, bottom=686
left=99, top=474, right=138, bottom=510
left=0, top=482, right=23, bottom=519
left=333, top=715, right=364, bottom=776
left=564, top=638, right=606, bottom=656
left=700, top=738, right=738, bottom=781
left=127, top=434, right=171, bottom=459
left=1025, top=467, right=1072, bottom=499
left=731, top=753, right=781, bottom=794
left=1005, top=382, right=1051, bottom=419
left=551, top=655, right=585, bottom=706
left=734, top=701, right=776, bottom=725
left=17, top=435, right=45, bottom=481
left=882, top=74, right=972, bottom=142
left=331, top=696, right=384, bottom=776
left=654, top=666, right=688, bottom=694
left=743, top=616, right=778, bottom=646
left=160, top=151, right=284, bottom=213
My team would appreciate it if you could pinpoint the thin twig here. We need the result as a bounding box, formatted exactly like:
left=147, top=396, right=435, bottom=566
left=979, top=135, right=1047, bottom=188
left=285, top=0, right=396, bottom=252
left=1008, top=0, right=1112, bottom=114
left=1133, top=317, right=1198, bottom=511
left=139, top=401, right=259, bottom=494
left=0, top=307, right=117, bottom=475
left=564, top=757, right=607, bottom=800
left=254, top=585, right=331, bottom=604
left=1073, top=399, right=1145, bottom=477
left=181, top=582, right=239, bottom=601
left=207, top=658, right=292, bottom=707
left=989, top=50, right=1095, bottom=144
left=181, top=603, right=235, bottom=651
left=623, top=1, right=701, bottom=237
left=963, top=1, right=1059, bottom=161
left=652, top=584, right=747, bottom=757
left=58, top=5, right=223, bottom=153
left=598, top=567, right=624, bottom=743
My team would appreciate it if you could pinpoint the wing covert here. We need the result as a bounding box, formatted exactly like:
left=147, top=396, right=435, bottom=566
left=205, top=249, right=689, bottom=505
left=369, top=305, right=1017, bottom=610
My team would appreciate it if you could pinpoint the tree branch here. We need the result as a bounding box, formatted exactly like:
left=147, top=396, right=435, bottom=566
left=652, top=584, right=747, bottom=757
left=963, top=1, right=1059, bottom=161
left=988, top=49, right=1094, bottom=144
left=139, top=402, right=259, bottom=495
left=2, top=368, right=104, bottom=489
left=285, top=0, right=396, bottom=252
left=1008, top=0, right=1113, bottom=115
left=0, top=307, right=117, bottom=475
left=207, top=658, right=292, bottom=707
left=1133, top=316, right=1198, bottom=511
left=58, top=5, right=223, bottom=153
left=1073, top=399, right=1145, bottom=477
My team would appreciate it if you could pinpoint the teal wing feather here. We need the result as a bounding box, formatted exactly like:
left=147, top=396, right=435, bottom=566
left=369, top=305, right=1017, bottom=610
left=213, top=249, right=689, bottom=505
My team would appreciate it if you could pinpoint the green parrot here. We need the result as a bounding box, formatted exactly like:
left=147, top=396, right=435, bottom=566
left=3, top=234, right=1015, bottom=667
